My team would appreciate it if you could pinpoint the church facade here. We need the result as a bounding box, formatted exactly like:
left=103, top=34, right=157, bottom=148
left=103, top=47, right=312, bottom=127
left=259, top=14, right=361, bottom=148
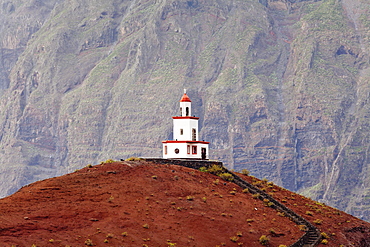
left=162, top=91, right=209, bottom=160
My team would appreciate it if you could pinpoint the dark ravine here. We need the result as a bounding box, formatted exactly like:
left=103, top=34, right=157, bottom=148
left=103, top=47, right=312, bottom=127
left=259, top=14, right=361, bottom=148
left=0, top=0, right=370, bottom=222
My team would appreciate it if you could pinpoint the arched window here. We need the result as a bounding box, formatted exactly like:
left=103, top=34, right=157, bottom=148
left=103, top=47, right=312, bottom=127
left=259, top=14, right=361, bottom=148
left=186, top=107, right=189, bottom=116
left=180, top=129, right=183, bottom=135
left=192, top=128, right=196, bottom=141
left=180, top=107, right=182, bottom=116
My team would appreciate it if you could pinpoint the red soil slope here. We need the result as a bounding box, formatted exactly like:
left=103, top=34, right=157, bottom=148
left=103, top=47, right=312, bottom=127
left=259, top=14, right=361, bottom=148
left=0, top=160, right=368, bottom=246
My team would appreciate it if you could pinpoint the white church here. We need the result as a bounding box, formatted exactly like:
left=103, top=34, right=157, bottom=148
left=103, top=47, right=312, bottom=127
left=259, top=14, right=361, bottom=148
left=162, top=91, right=209, bottom=160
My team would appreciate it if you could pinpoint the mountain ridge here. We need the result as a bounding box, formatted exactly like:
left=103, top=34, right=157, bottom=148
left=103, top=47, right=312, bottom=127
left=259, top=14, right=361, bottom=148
left=0, top=0, right=370, bottom=222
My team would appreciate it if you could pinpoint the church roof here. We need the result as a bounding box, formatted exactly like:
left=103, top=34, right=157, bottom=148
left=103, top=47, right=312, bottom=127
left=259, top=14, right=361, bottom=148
left=180, top=93, right=191, bottom=102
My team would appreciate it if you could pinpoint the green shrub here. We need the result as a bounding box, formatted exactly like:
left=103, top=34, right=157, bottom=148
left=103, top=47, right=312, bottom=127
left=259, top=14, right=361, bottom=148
left=208, top=164, right=224, bottom=175
left=84, top=239, right=94, bottom=246
left=259, top=235, right=269, bottom=245
left=252, top=193, right=260, bottom=199
left=277, top=212, right=285, bottom=217
left=305, top=211, right=314, bottom=216
left=321, top=232, right=329, bottom=239
left=298, top=225, right=308, bottom=231
left=186, top=196, right=194, bottom=201
left=219, top=173, right=234, bottom=181
left=105, top=159, right=115, bottom=163
left=313, top=219, right=323, bottom=225
left=241, top=169, right=250, bottom=175
left=125, top=157, right=142, bottom=161
left=321, top=239, right=328, bottom=245
left=230, top=236, right=239, bottom=242
left=199, top=167, right=208, bottom=172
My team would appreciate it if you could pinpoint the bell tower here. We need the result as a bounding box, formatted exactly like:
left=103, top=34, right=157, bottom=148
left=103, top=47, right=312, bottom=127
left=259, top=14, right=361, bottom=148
left=162, top=90, right=209, bottom=160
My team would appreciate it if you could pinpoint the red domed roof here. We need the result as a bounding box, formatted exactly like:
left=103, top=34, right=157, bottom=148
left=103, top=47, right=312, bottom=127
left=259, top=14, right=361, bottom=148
left=180, top=93, right=191, bottom=102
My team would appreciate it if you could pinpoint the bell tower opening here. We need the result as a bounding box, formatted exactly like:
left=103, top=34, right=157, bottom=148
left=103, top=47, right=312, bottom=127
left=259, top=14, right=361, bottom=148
left=192, top=128, right=196, bottom=141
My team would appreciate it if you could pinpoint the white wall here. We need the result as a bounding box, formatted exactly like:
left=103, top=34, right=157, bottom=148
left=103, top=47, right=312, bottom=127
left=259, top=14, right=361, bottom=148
left=163, top=142, right=209, bottom=159
left=173, top=118, right=198, bottom=141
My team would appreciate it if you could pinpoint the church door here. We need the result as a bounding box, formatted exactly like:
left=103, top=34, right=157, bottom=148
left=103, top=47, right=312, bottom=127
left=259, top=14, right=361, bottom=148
left=201, top=148, right=206, bottom=160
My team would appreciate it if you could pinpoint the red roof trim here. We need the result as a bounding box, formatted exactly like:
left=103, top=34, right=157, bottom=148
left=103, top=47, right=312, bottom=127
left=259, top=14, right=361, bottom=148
left=162, top=140, right=210, bottom=144
left=180, top=93, right=191, bottom=102
left=172, top=116, right=199, bottom=120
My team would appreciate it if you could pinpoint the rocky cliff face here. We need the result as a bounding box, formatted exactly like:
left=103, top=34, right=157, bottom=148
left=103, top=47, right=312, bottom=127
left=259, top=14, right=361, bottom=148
left=0, top=0, right=370, bottom=221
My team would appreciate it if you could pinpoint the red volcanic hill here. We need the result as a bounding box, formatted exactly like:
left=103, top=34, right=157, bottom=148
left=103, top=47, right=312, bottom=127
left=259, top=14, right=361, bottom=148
left=0, top=160, right=369, bottom=247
